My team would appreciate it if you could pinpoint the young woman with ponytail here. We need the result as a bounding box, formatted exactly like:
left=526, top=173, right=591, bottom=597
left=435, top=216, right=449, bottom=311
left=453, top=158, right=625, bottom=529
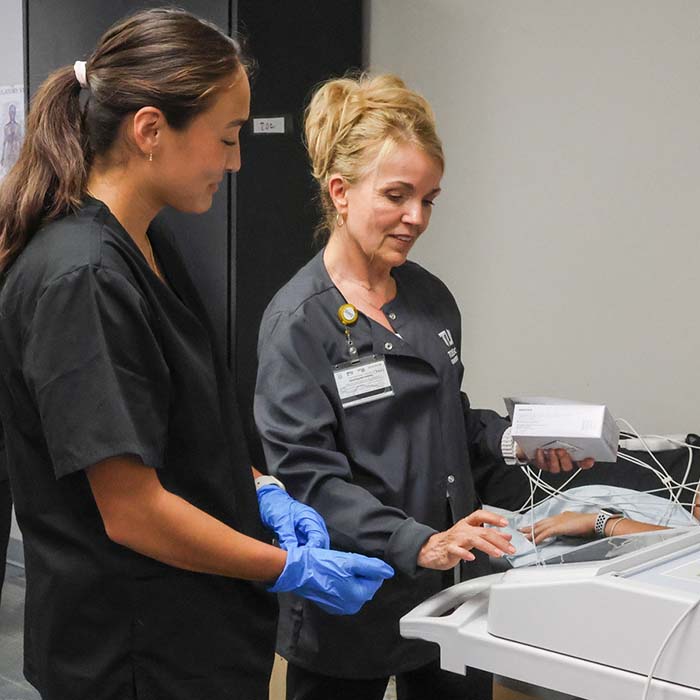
left=0, top=10, right=392, bottom=700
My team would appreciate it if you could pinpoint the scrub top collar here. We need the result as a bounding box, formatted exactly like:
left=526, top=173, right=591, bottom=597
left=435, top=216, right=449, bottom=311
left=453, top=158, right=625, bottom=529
left=314, top=248, right=410, bottom=350
left=82, top=195, right=204, bottom=326
left=313, top=248, right=451, bottom=377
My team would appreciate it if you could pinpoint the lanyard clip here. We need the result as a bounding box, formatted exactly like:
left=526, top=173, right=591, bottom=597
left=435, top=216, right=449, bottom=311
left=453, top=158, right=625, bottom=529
left=338, top=304, right=360, bottom=362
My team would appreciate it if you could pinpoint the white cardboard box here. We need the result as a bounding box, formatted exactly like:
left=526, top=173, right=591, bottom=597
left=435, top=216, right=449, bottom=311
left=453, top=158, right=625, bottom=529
left=511, top=403, right=619, bottom=462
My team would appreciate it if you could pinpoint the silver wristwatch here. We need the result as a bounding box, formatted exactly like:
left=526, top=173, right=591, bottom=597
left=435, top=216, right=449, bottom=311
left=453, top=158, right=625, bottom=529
left=594, top=508, right=624, bottom=538
left=254, top=474, right=286, bottom=492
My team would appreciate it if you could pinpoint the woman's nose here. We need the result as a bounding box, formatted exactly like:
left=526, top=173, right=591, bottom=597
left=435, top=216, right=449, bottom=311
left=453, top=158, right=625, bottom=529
left=402, top=201, right=425, bottom=228
left=225, top=147, right=242, bottom=174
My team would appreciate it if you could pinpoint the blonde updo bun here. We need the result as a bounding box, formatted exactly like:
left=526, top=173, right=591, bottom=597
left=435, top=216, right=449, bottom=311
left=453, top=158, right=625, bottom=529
left=304, top=73, right=444, bottom=241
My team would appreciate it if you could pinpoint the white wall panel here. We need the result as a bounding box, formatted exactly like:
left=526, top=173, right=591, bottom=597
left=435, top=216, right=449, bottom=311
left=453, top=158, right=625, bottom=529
left=368, top=1, right=700, bottom=433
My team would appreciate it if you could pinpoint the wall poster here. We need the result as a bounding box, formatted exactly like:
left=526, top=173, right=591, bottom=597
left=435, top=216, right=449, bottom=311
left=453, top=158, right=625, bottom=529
left=0, top=83, right=24, bottom=180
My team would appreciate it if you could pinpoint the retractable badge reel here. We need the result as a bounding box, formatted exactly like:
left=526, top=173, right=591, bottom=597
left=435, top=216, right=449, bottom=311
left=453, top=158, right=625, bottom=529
left=338, top=303, right=360, bottom=361
left=333, top=303, right=394, bottom=409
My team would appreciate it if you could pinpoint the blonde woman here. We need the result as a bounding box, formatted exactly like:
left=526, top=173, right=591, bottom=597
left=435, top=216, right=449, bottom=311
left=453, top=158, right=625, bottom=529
left=255, top=74, right=593, bottom=700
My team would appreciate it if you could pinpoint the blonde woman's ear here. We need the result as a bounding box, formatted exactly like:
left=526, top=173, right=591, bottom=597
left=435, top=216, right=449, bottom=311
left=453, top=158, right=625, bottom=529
left=327, top=174, right=348, bottom=212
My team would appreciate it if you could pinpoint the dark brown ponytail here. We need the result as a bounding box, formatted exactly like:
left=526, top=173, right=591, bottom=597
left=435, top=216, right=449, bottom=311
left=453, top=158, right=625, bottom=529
left=0, top=66, right=88, bottom=271
left=0, top=8, right=246, bottom=273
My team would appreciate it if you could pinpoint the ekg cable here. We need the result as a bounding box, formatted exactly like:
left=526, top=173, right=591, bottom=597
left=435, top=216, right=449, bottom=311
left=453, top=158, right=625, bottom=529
left=640, top=595, right=700, bottom=700
left=515, top=429, right=699, bottom=559
left=520, top=465, right=544, bottom=566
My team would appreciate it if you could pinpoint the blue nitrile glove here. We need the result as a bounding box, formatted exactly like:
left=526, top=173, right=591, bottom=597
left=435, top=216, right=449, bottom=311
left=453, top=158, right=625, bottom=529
left=269, top=546, right=395, bottom=615
left=257, top=485, right=330, bottom=550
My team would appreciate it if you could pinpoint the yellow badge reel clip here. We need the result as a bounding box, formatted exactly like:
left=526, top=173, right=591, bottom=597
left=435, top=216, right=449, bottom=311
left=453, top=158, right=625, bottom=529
left=337, top=303, right=359, bottom=360
left=337, top=303, right=359, bottom=326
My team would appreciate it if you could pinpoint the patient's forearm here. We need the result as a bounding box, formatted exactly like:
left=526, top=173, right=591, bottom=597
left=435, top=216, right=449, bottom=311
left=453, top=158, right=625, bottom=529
left=604, top=517, right=668, bottom=537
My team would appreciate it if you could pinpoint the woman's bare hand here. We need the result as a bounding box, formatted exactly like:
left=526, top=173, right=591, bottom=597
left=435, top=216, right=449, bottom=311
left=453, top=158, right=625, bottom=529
left=417, top=509, right=516, bottom=570
left=519, top=511, right=597, bottom=544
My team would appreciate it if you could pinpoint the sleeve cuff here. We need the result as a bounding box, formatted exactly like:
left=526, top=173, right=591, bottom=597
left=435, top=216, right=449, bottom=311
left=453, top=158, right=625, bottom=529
left=384, top=518, right=437, bottom=577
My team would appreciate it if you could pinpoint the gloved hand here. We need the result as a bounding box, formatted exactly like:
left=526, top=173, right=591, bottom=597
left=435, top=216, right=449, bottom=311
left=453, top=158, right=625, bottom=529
left=257, top=485, right=330, bottom=549
left=269, top=546, right=395, bottom=615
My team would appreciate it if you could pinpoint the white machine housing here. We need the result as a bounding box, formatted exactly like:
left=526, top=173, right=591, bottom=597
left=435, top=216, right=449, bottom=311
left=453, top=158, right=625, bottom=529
left=401, top=528, right=700, bottom=700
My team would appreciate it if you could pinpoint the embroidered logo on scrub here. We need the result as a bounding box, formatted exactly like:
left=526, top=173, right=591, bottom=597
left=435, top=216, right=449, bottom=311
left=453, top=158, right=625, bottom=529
left=437, top=329, right=459, bottom=365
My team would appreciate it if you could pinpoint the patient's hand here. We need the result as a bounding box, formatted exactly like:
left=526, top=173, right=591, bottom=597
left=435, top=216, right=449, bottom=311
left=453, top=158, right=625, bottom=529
left=517, top=446, right=595, bottom=474
left=519, top=511, right=597, bottom=544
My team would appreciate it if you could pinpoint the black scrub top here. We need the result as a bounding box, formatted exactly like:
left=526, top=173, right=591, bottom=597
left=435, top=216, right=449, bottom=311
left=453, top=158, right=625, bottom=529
left=0, top=198, right=277, bottom=700
left=255, top=250, right=508, bottom=678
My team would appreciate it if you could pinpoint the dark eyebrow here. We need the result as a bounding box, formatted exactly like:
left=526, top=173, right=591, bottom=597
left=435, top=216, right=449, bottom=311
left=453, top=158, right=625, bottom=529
left=384, top=181, right=442, bottom=196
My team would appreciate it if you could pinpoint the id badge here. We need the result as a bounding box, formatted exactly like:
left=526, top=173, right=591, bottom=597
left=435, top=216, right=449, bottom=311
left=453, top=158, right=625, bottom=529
left=333, top=354, right=394, bottom=409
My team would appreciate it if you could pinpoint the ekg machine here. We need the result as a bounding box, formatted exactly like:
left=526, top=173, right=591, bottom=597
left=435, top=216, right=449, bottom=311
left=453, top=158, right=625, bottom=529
left=401, top=528, right=700, bottom=700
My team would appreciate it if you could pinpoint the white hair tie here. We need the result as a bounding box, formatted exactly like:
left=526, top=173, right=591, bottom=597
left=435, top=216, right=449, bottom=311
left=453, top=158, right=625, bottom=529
left=73, top=60, right=88, bottom=88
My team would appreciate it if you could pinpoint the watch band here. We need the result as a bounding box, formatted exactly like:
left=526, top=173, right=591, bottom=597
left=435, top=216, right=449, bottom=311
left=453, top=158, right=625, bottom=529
left=254, top=474, right=286, bottom=492
left=501, top=428, right=527, bottom=466
left=595, top=511, right=622, bottom=538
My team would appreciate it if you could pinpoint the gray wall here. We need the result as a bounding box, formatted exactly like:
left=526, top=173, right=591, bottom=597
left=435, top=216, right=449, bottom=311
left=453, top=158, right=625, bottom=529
left=368, top=0, right=700, bottom=434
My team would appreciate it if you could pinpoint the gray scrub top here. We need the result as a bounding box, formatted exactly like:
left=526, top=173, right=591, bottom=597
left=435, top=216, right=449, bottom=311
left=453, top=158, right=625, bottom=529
left=255, top=249, right=509, bottom=678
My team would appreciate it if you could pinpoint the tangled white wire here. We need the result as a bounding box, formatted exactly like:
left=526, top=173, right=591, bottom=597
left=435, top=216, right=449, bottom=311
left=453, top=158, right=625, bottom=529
left=516, top=418, right=699, bottom=564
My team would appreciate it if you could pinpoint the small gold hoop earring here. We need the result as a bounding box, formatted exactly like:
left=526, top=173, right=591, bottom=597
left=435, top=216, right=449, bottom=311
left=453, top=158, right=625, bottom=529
left=335, top=213, right=344, bottom=228
left=148, top=152, right=153, bottom=162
